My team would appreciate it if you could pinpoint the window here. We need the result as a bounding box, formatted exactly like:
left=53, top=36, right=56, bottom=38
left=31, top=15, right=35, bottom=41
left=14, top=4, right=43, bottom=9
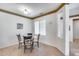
left=34, top=19, right=46, bottom=35
left=34, top=21, right=40, bottom=34
left=40, top=19, right=46, bottom=35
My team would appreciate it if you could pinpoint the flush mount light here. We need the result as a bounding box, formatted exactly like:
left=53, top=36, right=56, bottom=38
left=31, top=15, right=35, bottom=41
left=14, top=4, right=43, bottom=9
left=23, top=8, right=28, bottom=14
left=18, top=6, right=32, bottom=15
left=24, top=9, right=27, bottom=11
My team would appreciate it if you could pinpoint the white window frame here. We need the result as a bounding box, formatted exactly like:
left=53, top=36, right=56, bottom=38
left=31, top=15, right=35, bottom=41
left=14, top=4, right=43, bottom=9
left=34, top=19, right=46, bottom=36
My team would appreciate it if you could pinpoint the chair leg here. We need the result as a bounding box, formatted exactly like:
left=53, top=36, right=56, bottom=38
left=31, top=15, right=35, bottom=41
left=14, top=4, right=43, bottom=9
left=32, top=42, right=34, bottom=49
left=37, top=42, right=39, bottom=47
left=30, top=47, right=32, bottom=52
left=24, top=45, right=26, bottom=53
left=30, top=43, right=33, bottom=52
left=18, top=43, right=20, bottom=49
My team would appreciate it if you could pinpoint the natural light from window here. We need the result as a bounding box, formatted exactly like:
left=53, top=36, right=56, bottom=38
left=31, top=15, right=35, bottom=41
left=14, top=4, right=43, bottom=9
left=34, top=19, right=46, bottom=35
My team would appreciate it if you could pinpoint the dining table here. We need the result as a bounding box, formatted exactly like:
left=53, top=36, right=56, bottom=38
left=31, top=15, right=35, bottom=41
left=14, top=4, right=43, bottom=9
left=23, top=35, right=33, bottom=43
left=23, top=35, right=34, bottom=52
left=23, top=35, right=32, bottom=39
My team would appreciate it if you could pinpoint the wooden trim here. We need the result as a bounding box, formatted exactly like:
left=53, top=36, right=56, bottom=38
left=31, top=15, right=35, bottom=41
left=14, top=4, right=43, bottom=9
left=69, top=14, right=79, bottom=21
left=32, top=9, right=56, bottom=19
left=0, top=9, right=33, bottom=19
left=73, top=18, right=79, bottom=21
left=55, top=3, right=65, bottom=12
left=70, top=14, right=79, bottom=18
left=1, top=3, right=77, bottom=20
left=0, top=3, right=65, bottom=20
left=32, top=3, right=65, bottom=19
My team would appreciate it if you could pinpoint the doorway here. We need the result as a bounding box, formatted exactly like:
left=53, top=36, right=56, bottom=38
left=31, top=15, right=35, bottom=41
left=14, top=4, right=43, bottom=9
left=70, top=18, right=79, bottom=56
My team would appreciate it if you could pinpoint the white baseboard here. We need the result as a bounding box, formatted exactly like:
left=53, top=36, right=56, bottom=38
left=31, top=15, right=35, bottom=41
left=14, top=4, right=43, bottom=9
left=40, top=41, right=64, bottom=55
left=0, top=42, right=18, bottom=49
left=0, top=40, right=64, bottom=55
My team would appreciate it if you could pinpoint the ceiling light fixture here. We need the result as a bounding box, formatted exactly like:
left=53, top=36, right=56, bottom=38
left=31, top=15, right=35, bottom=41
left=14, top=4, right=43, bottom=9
left=19, top=6, right=32, bottom=15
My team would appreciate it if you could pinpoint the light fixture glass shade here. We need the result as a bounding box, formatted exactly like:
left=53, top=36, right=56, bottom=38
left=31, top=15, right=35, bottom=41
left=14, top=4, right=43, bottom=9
left=18, top=6, right=32, bottom=14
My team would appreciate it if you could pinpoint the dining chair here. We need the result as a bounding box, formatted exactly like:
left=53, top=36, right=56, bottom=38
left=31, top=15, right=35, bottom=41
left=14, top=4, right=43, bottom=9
left=27, top=33, right=32, bottom=36
left=23, top=36, right=34, bottom=53
left=16, top=34, right=23, bottom=49
left=33, top=34, right=40, bottom=47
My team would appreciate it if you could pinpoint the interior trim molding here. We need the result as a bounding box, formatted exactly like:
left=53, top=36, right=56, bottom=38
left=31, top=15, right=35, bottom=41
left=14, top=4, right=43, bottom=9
left=32, top=3, right=65, bottom=19
left=0, top=9, right=33, bottom=19
left=70, top=14, right=79, bottom=18
left=0, top=4, right=78, bottom=20
left=40, top=41, right=64, bottom=55
left=73, top=18, right=79, bottom=21
left=0, top=42, right=18, bottom=49
left=0, top=3, right=65, bottom=20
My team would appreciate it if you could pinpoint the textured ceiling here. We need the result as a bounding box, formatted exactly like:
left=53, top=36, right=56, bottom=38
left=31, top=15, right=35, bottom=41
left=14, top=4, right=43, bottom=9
left=0, top=3, right=79, bottom=19
left=0, top=3, right=61, bottom=18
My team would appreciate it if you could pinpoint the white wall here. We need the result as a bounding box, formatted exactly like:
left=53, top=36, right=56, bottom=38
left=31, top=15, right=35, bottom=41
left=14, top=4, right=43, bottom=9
left=70, top=7, right=79, bottom=16
left=69, top=18, right=73, bottom=42
left=57, top=7, right=65, bottom=54
left=33, top=5, right=70, bottom=55
left=73, top=18, right=79, bottom=39
left=63, top=5, right=70, bottom=56
left=57, top=5, right=70, bottom=55
left=57, top=12, right=64, bottom=39
left=0, top=12, right=32, bottom=48
left=34, top=12, right=65, bottom=54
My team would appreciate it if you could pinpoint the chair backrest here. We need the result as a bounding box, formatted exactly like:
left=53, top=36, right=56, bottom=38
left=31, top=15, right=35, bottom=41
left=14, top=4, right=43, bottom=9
left=27, top=33, right=32, bottom=36
left=16, top=34, right=21, bottom=41
left=37, top=34, right=40, bottom=41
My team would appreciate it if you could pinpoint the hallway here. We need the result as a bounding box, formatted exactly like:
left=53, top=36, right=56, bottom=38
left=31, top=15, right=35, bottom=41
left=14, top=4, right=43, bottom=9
left=70, top=39, right=79, bottom=56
